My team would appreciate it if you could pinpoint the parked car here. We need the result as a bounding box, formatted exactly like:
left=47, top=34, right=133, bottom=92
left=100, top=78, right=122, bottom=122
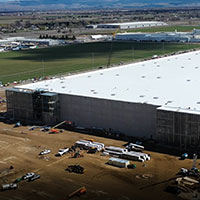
left=55, top=148, right=69, bottom=156
left=39, top=149, right=51, bottom=156
left=22, top=172, right=35, bottom=180
left=65, top=164, right=85, bottom=174
left=27, top=174, right=40, bottom=182
left=40, top=126, right=51, bottom=132
left=1, top=183, right=18, bottom=190
left=14, top=122, right=21, bottom=128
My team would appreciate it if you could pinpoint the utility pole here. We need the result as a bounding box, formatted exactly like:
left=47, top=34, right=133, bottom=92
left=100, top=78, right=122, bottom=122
left=132, top=46, right=134, bottom=59
left=42, top=60, right=45, bottom=78
left=91, top=52, right=94, bottom=68
left=162, top=42, right=165, bottom=52
left=107, top=41, right=113, bottom=67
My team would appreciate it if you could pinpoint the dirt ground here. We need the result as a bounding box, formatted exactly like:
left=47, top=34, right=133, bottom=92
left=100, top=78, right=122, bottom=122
left=0, top=90, right=197, bottom=200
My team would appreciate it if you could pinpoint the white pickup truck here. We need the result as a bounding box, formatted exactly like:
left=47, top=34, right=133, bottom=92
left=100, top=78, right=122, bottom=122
left=39, top=149, right=51, bottom=156
left=1, top=183, right=17, bottom=190
left=55, top=148, right=69, bottom=156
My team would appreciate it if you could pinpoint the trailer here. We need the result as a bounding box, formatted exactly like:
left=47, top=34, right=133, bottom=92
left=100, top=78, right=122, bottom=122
left=75, top=140, right=104, bottom=151
left=126, top=143, right=144, bottom=151
left=121, top=152, right=145, bottom=162
left=130, top=151, right=150, bottom=161
left=103, top=150, right=122, bottom=157
left=1, top=183, right=17, bottom=190
left=108, top=157, right=130, bottom=168
left=105, top=146, right=127, bottom=153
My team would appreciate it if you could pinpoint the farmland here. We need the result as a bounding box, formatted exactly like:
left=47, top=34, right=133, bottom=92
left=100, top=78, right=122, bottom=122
left=0, top=41, right=200, bottom=84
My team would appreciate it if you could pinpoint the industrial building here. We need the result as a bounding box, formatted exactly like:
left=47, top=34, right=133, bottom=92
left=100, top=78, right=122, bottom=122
left=0, top=37, right=24, bottom=45
left=0, top=37, right=60, bottom=46
left=87, top=21, right=167, bottom=29
left=115, top=29, right=200, bottom=43
left=6, top=50, right=200, bottom=150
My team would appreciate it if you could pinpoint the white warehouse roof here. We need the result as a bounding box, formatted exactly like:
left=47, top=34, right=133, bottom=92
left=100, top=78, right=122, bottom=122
left=98, top=21, right=167, bottom=26
left=16, top=50, right=200, bottom=114
left=97, top=21, right=167, bottom=29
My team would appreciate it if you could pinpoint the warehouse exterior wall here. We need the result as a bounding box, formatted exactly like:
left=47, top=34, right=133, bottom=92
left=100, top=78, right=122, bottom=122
left=59, top=94, right=157, bottom=138
left=156, top=109, right=200, bottom=150
left=6, top=89, right=34, bottom=121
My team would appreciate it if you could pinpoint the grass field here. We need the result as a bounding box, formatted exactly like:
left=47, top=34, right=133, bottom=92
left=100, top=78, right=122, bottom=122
left=0, top=41, right=200, bottom=84
left=124, top=25, right=200, bottom=33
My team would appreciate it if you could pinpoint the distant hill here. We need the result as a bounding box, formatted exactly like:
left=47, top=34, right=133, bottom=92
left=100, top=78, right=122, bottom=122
left=0, top=0, right=200, bottom=10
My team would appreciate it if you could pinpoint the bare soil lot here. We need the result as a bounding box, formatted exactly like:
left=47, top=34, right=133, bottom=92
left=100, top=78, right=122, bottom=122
left=0, top=90, right=196, bottom=200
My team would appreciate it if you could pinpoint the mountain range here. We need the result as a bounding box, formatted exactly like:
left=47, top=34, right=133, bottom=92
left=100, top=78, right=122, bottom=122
left=0, top=0, right=200, bottom=11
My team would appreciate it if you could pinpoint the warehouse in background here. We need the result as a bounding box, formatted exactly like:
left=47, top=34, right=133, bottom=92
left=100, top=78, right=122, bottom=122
left=86, top=21, right=167, bottom=29
left=115, top=29, right=200, bottom=43
left=6, top=50, right=200, bottom=150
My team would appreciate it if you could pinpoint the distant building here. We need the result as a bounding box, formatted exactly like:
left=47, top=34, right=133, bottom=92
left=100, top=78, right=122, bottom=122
left=17, top=38, right=60, bottom=46
left=115, top=29, right=200, bottom=43
left=96, top=21, right=167, bottom=29
left=0, top=37, right=24, bottom=45
left=90, top=35, right=111, bottom=40
left=86, top=25, right=98, bottom=29
left=0, top=37, right=60, bottom=46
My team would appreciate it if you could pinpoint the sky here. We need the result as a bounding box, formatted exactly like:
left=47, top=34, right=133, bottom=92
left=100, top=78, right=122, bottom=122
left=0, top=0, right=200, bottom=10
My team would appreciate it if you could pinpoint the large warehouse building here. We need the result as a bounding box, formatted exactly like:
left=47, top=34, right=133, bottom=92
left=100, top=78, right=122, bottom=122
left=6, top=50, right=200, bottom=150
left=115, top=29, right=200, bottom=43
left=87, top=21, right=167, bottom=29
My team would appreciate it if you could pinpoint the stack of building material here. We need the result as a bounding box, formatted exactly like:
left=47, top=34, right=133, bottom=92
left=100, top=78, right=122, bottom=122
left=104, top=145, right=150, bottom=162
left=75, top=140, right=104, bottom=151
left=126, top=143, right=144, bottom=152
left=176, top=177, right=199, bottom=186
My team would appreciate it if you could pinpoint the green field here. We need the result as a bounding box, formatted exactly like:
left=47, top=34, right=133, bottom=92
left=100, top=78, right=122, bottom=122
left=0, top=41, right=200, bottom=84
left=124, top=25, right=200, bottom=33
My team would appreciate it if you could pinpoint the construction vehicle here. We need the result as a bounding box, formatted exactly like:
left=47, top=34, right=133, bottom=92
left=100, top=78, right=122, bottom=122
left=87, top=147, right=98, bottom=154
left=49, top=129, right=61, bottom=134
left=48, top=121, right=66, bottom=134
left=71, top=150, right=84, bottom=158
left=178, top=154, right=200, bottom=176
left=68, top=186, right=86, bottom=199
left=65, top=164, right=85, bottom=174
left=14, top=122, right=21, bottom=128
left=180, top=153, right=188, bottom=160
left=178, top=167, right=199, bottom=177
left=69, top=145, right=77, bottom=152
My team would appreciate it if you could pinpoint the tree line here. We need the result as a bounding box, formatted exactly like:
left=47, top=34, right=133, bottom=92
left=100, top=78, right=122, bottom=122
left=39, top=34, right=76, bottom=40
